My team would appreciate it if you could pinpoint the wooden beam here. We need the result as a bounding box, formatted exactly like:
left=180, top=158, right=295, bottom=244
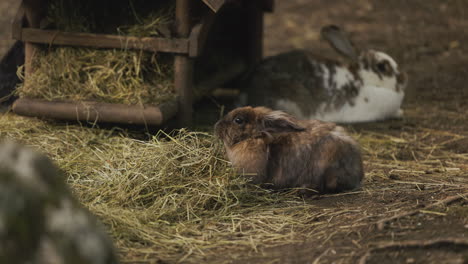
left=16, top=28, right=190, bottom=54
left=12, top=98, right=178, bottom=126
left=201, top=0, right=226, bottom=13
left=176, top=0, right=191, bottom=37
left=174, top=0, right=194, bottom=127
left=188, top=12, right=216, bottom=57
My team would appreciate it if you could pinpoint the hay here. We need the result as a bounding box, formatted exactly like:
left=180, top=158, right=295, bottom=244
left=16, top=0, right=176, bottom=105
left=0, top=113, right=326, bottom=262
left=17, top=48, right=174, bottom=105
left=0, top=109, right=467, bottom=262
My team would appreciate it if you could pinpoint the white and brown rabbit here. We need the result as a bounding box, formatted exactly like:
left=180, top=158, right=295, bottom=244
left=214, top=106, right=364, bottom=194
left=239, top=25, right=407, bottom=123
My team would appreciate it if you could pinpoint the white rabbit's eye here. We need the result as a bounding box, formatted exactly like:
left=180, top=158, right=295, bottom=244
left=376, top=61, right=390, bottom=73
left=233, top=117, right=245, bottom=125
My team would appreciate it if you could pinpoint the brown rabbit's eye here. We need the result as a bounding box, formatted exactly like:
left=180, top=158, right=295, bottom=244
left=233, top=117, right=245, bottom=125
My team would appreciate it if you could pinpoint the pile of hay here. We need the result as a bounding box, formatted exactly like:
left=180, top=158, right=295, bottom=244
left=16, top=0, right=176, bottom=105
left=0, top=113, right=325, bottom=262
left=1, top=108, right=467, bottom=262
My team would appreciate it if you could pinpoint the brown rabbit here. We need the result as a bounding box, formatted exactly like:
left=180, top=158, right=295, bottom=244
left=214, top=106, right=364, bottom=194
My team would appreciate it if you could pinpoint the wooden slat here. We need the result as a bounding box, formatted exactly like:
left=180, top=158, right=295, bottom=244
left=12, top=98, right=178, bottom=126
left=201, top=0, right=226, bottom=13
left=18, top=28, right=190, bottom=54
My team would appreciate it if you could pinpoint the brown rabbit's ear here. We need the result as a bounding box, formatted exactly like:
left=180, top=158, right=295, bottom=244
left=321, top=25, right=359, bottom=61
left=260, top=111, right=306, bottom=134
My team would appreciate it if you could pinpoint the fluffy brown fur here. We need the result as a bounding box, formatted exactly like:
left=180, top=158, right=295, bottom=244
left=214, top=106, right=364, bottom=194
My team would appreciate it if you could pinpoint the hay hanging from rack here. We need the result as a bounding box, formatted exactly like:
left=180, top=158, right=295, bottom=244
left=16, top=0, right=177, bottom=105
left=17, top=48, right=174, bottom=105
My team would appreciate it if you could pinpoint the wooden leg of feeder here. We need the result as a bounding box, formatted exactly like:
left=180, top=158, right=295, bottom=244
left=174, top=57, right=194, bottom=127
left=174, top=0, right=193, bottom=127
left=24, top=43, right=39, bottom=80
left=23, top=0, right=47, bottom=84
left=246, top=1, right=264, bottom=66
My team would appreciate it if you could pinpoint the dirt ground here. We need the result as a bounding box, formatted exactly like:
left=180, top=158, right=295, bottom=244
left=0, top=0, right=467, bottom=263
left=220, top=1, right=468, bottom=263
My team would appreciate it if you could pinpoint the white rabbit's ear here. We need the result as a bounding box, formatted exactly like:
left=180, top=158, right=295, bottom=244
left=321, top=25, right=358, bottom=61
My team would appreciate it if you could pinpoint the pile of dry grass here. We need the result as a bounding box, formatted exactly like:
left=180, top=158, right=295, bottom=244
left=0, top=113, right=326, bottom=262
left=16, top=0, right=176, bottom=105
left=0, top=109, right=467, bottom=262
left=17, top=48, right=174, bottom=105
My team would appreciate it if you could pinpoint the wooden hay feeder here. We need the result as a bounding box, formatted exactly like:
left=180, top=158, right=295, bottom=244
left=11, top=0, right=274, bottom=126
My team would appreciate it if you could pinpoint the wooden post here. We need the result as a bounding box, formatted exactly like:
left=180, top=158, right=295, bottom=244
left=23, top=0, right=47, bottom=85
left=174, top=0, right=194, bottom=127
left=246, top=0, right=264, bottom=66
